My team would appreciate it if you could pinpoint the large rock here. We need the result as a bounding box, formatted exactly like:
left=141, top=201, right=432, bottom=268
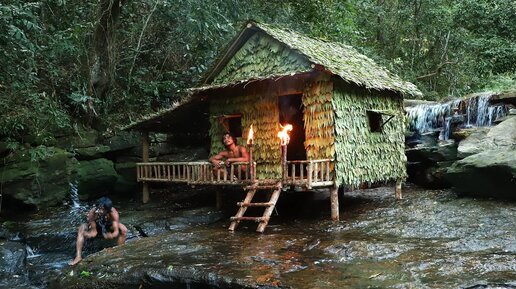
left=457, top=117, right=516, bottom=158
left=489, top=90, right=516, bottom=106
left=56, top=130, right=98, bottom=149
left=74, top=145, right=111, bottom=160
left=446, top=149, right=516, bottom=200
left=102, top=131, right=141, bottom=153
left=76, top=159, right=118, bottom=200
left=0, top=241, right=27, bottom=284
left=405, top=140, right=458, bottom=163
left=0, top=147, right=78, bottom=208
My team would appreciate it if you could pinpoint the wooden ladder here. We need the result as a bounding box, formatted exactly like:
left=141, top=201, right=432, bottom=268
left=228, top=181, right=282, bottom=233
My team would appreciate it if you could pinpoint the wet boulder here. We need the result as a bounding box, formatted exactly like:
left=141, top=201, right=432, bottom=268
left=405, top=140, right=458, bottom=163
left=0, top=241, right=27, bottom=278
left=446, top=149, right=516, bottom=200
left=457, top=116, right=516, bottom=158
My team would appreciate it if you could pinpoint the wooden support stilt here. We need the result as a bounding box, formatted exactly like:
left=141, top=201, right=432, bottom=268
left=142, top=132, right=150, bottom=204
left=330, top=185, right=339, bottom=221
left=216, top=191, right=223, bottom=210
left=395, top=180, right=403, bottom=200
left=142, top=182, right=149, bottom=204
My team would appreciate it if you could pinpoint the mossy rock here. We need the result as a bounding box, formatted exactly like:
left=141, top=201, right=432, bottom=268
left=56, top=130, right=98, bottom=149
left=114, top=162, right=136, bottom=181
left=76, top=158, right=118, bottom=200
left=0, top=147, right=78, bottom=208
left=103, top=131, right=141, bottom=153
left=74, top=145, right=111, bottom=160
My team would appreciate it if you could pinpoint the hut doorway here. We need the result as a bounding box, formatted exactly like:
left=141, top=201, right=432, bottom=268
left=279, top=94, right=306, bottom=161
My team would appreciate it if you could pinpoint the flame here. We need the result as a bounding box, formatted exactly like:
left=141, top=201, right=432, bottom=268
left=277, top=124, right=293, bottom=146
left=247, top=125, right=254, bottom=145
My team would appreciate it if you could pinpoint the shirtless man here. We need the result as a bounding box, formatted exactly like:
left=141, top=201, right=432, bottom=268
left=69, top=197, right=128, bottom=265
left=209, top=133, right=249, bottom=177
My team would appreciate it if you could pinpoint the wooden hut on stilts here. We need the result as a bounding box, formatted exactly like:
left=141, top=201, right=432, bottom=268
left=124, top=21, right=421, bottom=233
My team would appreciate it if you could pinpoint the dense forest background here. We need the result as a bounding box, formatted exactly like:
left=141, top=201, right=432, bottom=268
left=1, top=0, right=515, bottom=147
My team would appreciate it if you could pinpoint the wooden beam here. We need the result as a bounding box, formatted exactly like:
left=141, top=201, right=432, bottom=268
left=142, top=132, right=150, bottom=204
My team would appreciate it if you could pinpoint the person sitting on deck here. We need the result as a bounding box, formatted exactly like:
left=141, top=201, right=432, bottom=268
left=69, top=197, right=128, bottom=266
left=209, top=133, right=250, bottom=179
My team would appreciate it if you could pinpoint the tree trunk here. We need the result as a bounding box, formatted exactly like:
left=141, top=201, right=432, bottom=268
left=90, top=0, right=126, bottom=103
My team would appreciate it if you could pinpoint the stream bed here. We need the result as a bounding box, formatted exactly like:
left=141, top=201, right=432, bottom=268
left=1, top=184, right=515, bottom=289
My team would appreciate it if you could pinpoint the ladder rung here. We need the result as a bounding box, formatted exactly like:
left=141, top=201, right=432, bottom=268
left=230, top=216, right=268, bottom=222
left=237, top=202, right=273, bottom=207
left=244, top=185, right=281, bottom=191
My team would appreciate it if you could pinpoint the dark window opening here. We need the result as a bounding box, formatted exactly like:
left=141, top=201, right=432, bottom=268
left=367, top=111, right=383, bottom=133
left=221, top=114, right=242, bottom=137
left=279, top=94, right=306, bottom=161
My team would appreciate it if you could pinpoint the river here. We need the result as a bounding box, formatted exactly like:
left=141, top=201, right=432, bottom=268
left=1, top=184, right=515, bottom=288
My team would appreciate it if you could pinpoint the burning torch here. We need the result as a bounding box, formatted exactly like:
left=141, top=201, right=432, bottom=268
left=247, top=125, right=255, bottom=182
left=277, top=124, right=293, bottom=183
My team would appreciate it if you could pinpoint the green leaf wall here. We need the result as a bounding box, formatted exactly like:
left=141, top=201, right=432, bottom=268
left=302, top=80, right=335, bottom=161
left=209, top=88, right=282, bottom=179
left=332, top=80, right=407, bottom=188
left=212, top=31, right=311, bottom=85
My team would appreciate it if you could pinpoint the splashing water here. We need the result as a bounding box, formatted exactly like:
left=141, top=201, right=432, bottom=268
left=26, top=245, right=41, bottom=258
left=69, top=181, right=81, bottom=209
left=406, top=93, right=508, bottom=139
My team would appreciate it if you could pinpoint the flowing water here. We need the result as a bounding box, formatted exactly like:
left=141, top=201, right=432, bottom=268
left=406, top=93, right=509, bottom=140
left=7, top=185, right=508, bottom=289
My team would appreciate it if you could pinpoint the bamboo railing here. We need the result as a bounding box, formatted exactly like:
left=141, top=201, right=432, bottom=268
left=136, top=159, right=334, bottom=188
left=137, top=161, right=254, bottom=185
left=285, top=159, right=334, bottom=189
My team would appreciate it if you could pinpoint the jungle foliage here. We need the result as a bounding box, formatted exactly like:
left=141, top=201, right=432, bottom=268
left=1, top=0, right=515, bottom=144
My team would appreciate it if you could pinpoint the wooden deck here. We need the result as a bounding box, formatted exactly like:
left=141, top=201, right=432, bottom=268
left=136, top=159, right=335, bottom=189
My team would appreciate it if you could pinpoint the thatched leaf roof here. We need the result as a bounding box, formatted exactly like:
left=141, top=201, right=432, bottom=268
left=124, top=21, right=422, bottom=131
left=203, top=21, right=422, bottom=97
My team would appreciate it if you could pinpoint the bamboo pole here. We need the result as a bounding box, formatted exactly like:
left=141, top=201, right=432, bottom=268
left=142, top=132, right=150, bottom=204
left=330, top=184, right=339, bottom=221
left=395, top=180, right=403, bottom=200
left=281, top=145, right=287, bottom=184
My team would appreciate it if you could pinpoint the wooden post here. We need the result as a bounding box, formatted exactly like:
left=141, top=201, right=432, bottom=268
left=248, top=143, right=255, bottom=183
left=281, top=145, right=287, bottom=183
left=395, top=180, right=403, bottom=200
left=142, top=132, right=150, bottom=204
left=330, top=185, right=339, bottom=221
left=216, top=191, right=223, bottom=210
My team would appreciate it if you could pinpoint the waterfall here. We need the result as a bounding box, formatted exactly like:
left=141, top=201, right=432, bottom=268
left=69, top=181, right=81, bottom=209
left=406, top=93, right=509, bottom=138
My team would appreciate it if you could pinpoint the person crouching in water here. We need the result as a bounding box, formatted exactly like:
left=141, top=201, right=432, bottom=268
left=69, top=197, right=128, bottom=265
